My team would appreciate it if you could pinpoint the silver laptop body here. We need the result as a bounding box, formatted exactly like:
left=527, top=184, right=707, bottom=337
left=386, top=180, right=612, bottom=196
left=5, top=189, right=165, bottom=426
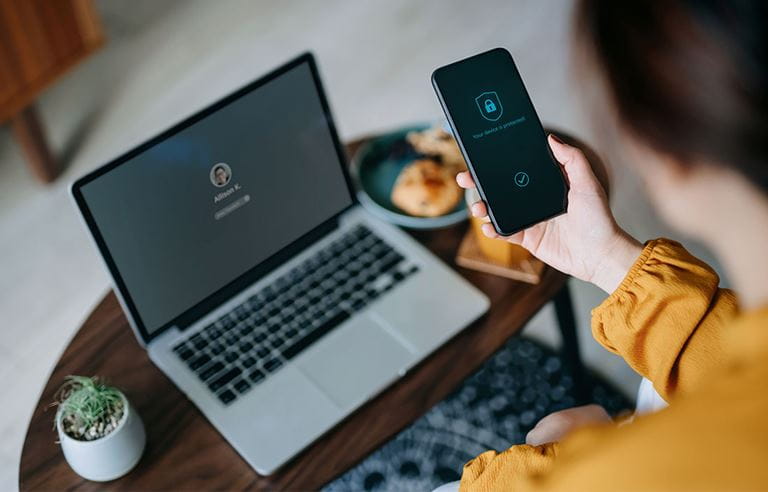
left=72, top=53, right=489, bottom=475
left=151, top=205, right=487, bottom=473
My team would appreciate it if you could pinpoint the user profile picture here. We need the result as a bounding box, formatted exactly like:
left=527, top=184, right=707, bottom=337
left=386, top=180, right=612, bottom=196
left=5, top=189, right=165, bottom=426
left=210, top=162, right=232, bottom=187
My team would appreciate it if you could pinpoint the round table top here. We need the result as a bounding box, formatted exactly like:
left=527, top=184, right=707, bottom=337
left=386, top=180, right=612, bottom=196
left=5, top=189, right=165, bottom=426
left=19, top=131, right=605, bottom=490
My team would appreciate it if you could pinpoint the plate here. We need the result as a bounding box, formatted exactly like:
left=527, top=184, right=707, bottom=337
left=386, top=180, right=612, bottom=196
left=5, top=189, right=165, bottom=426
left=350, top=124, right=468, bottom=230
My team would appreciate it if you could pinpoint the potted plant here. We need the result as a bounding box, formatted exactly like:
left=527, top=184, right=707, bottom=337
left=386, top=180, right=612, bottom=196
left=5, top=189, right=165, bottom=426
left=53, top=376, right=146, bottom=481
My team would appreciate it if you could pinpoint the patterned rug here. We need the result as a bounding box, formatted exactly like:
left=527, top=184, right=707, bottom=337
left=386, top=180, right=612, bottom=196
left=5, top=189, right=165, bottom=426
left=325, top=336, right=632, bottom=491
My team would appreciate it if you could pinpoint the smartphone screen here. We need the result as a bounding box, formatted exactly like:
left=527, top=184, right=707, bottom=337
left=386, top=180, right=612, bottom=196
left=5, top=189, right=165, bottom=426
left=432, top=48, right=567, bottom=235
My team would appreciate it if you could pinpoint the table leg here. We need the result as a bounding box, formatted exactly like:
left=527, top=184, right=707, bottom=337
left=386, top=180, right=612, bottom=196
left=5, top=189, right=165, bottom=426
left=553, top=280, right=591, bottom=405
left=10, top=104, right=58, bottom=183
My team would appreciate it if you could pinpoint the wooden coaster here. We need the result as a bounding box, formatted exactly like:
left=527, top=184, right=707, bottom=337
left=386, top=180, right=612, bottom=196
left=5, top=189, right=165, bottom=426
left=456, top=230, right=544, bottom=284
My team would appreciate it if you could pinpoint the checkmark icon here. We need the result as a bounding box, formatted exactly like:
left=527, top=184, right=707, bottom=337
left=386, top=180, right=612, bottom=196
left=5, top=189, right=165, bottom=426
left=514, top=171, right=529, bottom=187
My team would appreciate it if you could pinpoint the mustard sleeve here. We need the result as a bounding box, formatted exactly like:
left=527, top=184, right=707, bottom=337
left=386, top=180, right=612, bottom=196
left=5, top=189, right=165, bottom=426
left=459, top=444, right=559, bottom=492
left=460, top=239, right=739, bottom=491
left=591, top=238, right=737, bottom=400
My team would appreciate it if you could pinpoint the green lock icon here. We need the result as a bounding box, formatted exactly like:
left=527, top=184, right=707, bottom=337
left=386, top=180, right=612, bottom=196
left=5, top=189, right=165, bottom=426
left=484, top=99, right=497, bottom=113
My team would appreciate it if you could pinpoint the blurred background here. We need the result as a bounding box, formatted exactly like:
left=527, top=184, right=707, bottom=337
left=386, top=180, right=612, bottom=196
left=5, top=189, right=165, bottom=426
left=0, top=0, right=724, bottom=488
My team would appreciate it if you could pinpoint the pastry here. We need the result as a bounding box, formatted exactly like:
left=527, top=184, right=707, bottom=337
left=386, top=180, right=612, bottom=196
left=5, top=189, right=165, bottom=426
left=406, top=126, right=466, bottom=174
left=391, top=159, right=462, bottom=217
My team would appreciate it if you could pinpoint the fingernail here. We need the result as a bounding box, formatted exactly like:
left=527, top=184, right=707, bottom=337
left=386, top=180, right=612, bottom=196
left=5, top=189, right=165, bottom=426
left=549, top=133, right=564, bottom=144
left=525, top=429, right=539, bottom=445
left=471, top=203, right=481, bottom=216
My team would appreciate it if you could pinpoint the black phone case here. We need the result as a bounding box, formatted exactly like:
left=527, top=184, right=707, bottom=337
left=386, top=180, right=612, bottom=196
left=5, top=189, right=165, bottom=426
left=431, top=48, right=568, bottom=236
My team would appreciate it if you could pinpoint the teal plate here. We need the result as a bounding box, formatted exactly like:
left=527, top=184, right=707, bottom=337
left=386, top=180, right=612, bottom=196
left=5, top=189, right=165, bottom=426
left=350, top=125, right=468, bottom=229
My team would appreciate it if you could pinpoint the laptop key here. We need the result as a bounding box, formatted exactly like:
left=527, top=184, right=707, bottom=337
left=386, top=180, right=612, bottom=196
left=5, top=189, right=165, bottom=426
left=371, top=274, right=395, bottom=292
left=218, top=389, right=236, bottom=405
left=209, top=367, right=241, bottom=392
left=189, top=354, right=211, bottom=370
left=283, top=311, right=350, bottom=360
left=242, top=356, right=257, bottom=368
left=199, top=361, right=225, bottom=381
left=271, top=338, right=285, bottom=348
left=263, top=358, right=282, bottom=372
left=351, top=299, right=366, bottom=311
left=239, top=341, right=253, bottom=352
left=210, top=344, right=224, bottom=355
left=249, top=368, right=266, bottom=384
left=246, top=294, right=263, bottom=306
left=221, top=318, right=237, bottom=331
left=178, top=348, right=194, bottom=361
left=192, top=337, right=208, bottom=350
left=233, top=378, right=251, bottom=394
left=373, top=248, right=390, bottom=260
left=267, top=323, right=281, bottom=334
left=378, top=256, right=403, bottom=274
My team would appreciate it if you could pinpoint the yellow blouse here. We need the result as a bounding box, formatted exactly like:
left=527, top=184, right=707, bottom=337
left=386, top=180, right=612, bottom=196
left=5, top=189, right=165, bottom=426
left=460, top=239, right=768, bottom=490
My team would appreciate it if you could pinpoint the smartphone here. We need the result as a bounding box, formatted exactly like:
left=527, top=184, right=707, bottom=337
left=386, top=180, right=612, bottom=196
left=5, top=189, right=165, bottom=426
left=432, top=47, right=568, bottom=235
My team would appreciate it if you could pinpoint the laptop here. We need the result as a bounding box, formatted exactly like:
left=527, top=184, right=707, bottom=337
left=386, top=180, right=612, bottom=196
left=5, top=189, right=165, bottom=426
left=71, top=53, right=489, bottom=475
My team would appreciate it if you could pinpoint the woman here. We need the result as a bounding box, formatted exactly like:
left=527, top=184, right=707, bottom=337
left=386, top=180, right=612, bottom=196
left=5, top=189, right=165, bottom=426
left=213, top=164, right=231, bottom=187
left=448, top=1, right=768, bottom=490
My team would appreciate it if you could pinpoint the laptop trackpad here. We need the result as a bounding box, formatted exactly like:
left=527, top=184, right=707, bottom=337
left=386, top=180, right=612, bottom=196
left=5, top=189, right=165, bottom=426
left=296, top=315, right=414, bottom=410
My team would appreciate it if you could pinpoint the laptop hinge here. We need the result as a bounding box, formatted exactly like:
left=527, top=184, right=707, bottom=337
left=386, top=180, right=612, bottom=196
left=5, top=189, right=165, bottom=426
left=170, top=214, right=341, bottom=333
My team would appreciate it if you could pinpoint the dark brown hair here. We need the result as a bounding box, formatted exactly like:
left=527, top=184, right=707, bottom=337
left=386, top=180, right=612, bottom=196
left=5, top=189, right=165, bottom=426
left=577, top=1, right=768, bottom=192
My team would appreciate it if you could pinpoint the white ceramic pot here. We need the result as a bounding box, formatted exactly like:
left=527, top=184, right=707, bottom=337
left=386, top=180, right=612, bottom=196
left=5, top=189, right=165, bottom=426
left=56, top=392, right=146, bottom=482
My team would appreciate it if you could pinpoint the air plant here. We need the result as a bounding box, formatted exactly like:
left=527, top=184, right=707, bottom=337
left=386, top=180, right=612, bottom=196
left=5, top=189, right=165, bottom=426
left=53, top=376, right=125, bottom=441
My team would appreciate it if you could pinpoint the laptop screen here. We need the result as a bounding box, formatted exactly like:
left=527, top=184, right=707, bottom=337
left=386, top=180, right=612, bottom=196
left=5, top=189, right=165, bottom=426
left=78, top=59, right=353, bottom=336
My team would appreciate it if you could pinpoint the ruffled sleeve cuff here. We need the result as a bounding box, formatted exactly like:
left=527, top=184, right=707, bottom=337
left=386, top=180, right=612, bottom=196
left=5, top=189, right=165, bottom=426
left=589, top=238, right=730, bottom=397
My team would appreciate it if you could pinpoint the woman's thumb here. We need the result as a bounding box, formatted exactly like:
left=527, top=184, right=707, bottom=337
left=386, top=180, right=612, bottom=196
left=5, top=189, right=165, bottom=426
left=547, top=134, right=599, bottom=192
left=548, top=134, right=579, bottom=166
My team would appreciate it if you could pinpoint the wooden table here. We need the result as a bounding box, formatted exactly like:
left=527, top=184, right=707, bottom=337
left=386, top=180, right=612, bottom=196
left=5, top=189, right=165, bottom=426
left=20, top=134, right=602, bottom=490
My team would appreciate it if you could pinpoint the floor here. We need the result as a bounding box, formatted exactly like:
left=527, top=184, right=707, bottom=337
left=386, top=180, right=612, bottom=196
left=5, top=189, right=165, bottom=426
left=0, top=1, right=725, bottom=489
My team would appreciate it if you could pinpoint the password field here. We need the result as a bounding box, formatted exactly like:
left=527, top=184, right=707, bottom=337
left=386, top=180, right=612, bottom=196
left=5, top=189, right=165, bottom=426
left=214, top=194, right=250, bottom=220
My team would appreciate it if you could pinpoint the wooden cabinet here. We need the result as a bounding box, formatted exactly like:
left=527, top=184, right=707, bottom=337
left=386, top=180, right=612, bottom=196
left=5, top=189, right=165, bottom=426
left=0, top=0, right=103, bottom=182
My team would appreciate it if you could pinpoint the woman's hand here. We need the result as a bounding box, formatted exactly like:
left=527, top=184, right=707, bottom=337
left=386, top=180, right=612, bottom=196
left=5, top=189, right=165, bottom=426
left=457, top=134, right=642, bottom=293
left=526, top=404, right=612, bottom=446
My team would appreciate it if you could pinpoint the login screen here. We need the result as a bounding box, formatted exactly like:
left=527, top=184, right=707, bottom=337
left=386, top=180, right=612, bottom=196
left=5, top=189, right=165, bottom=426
left=79, top=62, right=352, bottom=334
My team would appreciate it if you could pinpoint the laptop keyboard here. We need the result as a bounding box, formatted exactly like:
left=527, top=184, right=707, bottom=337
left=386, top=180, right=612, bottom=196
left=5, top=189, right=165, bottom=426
left=172, top=224, right=419, bottom=405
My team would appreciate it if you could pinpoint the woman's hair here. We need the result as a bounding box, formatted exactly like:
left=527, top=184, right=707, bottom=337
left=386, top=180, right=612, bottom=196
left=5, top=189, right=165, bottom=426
left=576, top=1, right=768, bottom=192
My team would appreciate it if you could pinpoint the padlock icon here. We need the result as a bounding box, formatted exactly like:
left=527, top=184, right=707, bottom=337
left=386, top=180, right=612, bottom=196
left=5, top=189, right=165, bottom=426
left=476, top=91, right=502, bottom=121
